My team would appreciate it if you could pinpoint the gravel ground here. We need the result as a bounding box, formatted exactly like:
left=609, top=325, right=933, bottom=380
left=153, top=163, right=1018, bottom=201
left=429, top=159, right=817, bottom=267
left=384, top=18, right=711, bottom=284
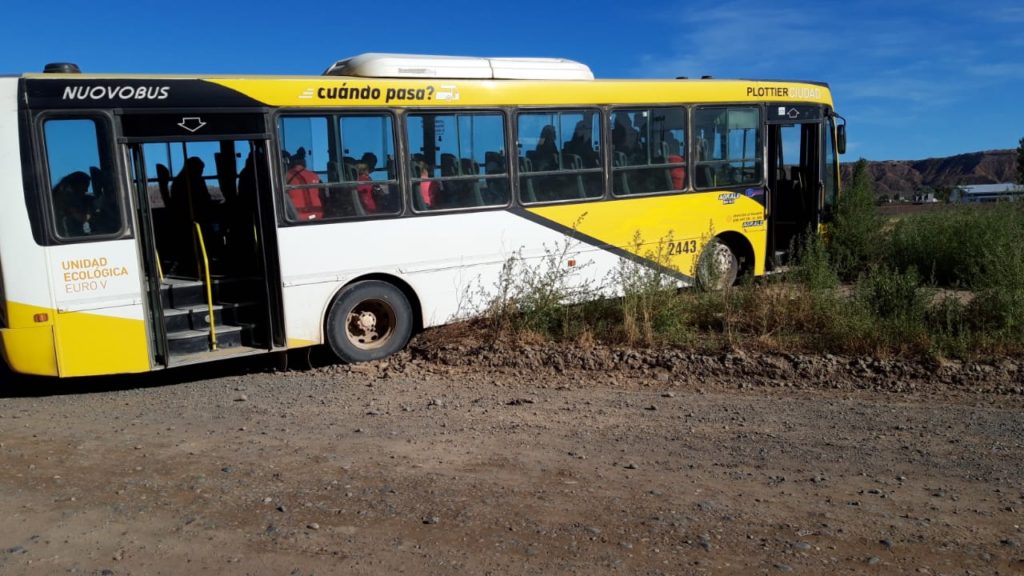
left=1, top=329, right=1023, bottom=575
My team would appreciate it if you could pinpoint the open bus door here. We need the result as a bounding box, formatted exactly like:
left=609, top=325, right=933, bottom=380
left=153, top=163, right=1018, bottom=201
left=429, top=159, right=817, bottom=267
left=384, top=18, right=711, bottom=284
left=121, top=111, right=284, bottom=367
left=765, top=104, right=832, bottom=267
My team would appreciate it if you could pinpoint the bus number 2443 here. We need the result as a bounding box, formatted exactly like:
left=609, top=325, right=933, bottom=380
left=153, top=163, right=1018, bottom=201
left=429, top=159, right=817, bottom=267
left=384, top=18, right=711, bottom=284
left=667, top=240, right=698, bottom=256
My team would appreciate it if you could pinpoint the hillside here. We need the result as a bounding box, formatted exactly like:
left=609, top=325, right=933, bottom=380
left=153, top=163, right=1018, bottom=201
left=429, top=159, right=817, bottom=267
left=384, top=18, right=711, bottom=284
left=840, top=149, right=1018, bottom=199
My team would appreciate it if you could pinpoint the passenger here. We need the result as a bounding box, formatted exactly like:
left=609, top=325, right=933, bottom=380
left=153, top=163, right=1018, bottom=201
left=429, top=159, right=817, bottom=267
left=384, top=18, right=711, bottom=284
left=53, top=171, right=93, bottom=236
left=534, top=124, right=558, bottom=170
left=169, top=156, right=215, bottom=232
left=665, top=133, right=686, bottom=190
left=612, top=113, right=639, bottom=154
left=355, top=159, right=377, bottom=213
left=414, top=160, right=440, bottom=209
left=564, top=120, right=599, bottom=167
left=284, top=147, right=325, bottom=220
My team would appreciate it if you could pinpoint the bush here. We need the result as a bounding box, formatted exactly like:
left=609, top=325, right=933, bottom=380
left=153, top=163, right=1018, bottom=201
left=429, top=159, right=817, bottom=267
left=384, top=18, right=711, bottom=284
left=829, top=158, right=885, bottom=280
left=888, top=204, right=1024, bottom=288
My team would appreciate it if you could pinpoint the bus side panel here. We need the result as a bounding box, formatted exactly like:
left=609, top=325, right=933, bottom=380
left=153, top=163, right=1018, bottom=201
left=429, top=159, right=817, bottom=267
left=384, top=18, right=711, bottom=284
left=528, top=192, right=768, bottom=278
left=46, top=241, right=150, bottom=377
left=0, top=78, right=60, bottom=376
left=0, top=302, right=58, bottom=376
left=275, top=211, right=630, bottom=344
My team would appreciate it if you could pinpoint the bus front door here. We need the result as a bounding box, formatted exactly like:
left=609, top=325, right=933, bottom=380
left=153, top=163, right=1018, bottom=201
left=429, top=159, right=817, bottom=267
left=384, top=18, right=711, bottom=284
left=123, top=111, right=284, bottom=367
left=765, top=105, right=825, bottom=268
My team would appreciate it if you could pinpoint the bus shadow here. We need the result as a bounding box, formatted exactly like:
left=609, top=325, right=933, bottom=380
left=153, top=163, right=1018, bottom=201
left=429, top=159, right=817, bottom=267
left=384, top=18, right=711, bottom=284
left=0, top=349, right=330, bottom=399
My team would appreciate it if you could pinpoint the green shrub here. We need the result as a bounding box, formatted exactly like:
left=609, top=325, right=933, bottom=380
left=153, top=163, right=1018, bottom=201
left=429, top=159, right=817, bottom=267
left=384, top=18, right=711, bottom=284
left=888, top=204, right=1024, bottom=288
left=829, top=158, right=885, bottom=280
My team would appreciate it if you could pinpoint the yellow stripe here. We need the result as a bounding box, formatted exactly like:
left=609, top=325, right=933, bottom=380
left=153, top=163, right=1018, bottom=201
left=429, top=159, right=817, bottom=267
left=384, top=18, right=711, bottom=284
left=0, top=325, right=58, bottom=377
left=208, top=78, right=833, bottom=108
left=1, top=301, right=57, bottom=376
left=287, top=338, right=318, bottom=349
left=0, top=301, right=150, bottom=377
left=53, top=311, right=150, bottom=377
left=527, top=192, right=767, bottom=276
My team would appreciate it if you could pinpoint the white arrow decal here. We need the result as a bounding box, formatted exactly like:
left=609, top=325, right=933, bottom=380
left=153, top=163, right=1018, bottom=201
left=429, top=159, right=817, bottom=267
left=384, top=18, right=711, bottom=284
left=177, top=117, right=207, bottom=133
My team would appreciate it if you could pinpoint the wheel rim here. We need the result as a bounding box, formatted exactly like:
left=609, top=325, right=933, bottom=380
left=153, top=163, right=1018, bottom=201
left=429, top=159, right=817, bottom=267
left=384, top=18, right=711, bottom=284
left=700, top=241, right=738, bottom=289
left=345, top=299, right=397, bottom=351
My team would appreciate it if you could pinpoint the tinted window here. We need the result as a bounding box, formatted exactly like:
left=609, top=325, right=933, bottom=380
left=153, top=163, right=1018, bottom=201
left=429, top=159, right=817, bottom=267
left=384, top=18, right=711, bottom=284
left=693, top=106, right=762, bottom=189
left=278, top=113, right=400, bottom=221
left=518, top=110, right=603, bottom=203
left=407, top=112, right=509, bottom=211
left=44, top=118, right=122, bottom=239
left=611, top=107, right=687, bottom=196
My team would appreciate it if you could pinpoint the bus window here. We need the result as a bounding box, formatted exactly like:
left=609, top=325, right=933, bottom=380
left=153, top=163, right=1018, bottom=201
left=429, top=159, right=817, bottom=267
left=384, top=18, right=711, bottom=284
left=693, top=106, right=762, bottom=189
left=518, top=110, right=603, bottom=204
left=43, top=117, right=122, bottom=239
left=278, top=114, right=400, bottom=220
left=407, top=112, right=509, bottom=211
left=611, top=107, right=687, bottom=196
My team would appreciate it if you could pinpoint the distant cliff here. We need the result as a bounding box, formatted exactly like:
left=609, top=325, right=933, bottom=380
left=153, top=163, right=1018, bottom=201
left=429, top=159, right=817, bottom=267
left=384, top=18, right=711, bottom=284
left=840, top=150, right=1018, bottom=199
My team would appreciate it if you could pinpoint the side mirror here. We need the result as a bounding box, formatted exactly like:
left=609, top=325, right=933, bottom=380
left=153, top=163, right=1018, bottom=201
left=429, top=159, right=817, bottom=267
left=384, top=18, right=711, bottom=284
left=836, top=123, right=847, bottom=155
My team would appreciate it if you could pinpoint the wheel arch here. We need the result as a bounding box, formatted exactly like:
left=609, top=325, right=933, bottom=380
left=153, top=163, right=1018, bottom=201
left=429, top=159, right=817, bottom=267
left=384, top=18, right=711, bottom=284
left=323, top=273, right=424, bottom=339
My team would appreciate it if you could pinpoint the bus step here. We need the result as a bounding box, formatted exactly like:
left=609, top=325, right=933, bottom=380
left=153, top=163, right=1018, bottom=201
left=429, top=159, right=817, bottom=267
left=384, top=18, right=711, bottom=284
left=164, top=304, right=236, bottom=333
left=160, top=277, right=263, bottom=309
left=166, top=324, right=243, bottom=356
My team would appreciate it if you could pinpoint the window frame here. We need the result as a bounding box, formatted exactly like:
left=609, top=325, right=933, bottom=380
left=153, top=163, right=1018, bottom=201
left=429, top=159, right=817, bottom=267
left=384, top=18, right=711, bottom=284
left=35, top=110, right=131, bottom=243
left=692, top=104, right=765, bottom=191
left=275, top=108, right=404, bottom=224
left=608, top=105, right=690, bottom=198
left=514, top=106, right=607, bottom=206
left=404, top=108, right=513, bottom=215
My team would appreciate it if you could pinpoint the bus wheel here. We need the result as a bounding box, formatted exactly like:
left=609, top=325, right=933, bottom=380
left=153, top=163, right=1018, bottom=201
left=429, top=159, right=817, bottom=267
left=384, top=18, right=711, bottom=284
left=696, top=238, right=739, bottom=290
left=326, top=280, right=413, bottom=363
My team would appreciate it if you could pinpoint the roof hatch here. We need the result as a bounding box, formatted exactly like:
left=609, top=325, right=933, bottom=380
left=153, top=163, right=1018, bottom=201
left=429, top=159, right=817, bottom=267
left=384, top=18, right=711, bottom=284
left=323, top=53, right=594, bottom=80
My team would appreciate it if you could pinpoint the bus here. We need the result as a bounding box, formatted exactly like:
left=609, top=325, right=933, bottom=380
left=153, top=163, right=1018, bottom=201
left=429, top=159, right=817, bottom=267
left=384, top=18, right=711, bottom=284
left=0, top=54, right=845, bottom=378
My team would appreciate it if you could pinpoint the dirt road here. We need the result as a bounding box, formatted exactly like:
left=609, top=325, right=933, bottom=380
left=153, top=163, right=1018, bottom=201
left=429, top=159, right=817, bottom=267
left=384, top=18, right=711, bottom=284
left=1, top=335, right=1023, bottom=575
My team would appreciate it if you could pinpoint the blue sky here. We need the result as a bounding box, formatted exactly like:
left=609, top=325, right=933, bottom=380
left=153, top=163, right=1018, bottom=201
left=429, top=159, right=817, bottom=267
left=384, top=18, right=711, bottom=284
left=3, top=0, right=1021, bottom=161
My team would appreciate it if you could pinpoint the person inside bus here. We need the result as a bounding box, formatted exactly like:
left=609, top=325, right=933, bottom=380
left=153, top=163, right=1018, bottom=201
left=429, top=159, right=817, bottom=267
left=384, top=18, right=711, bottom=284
left=53, top=171, right=93, bottom=237
left=284, top=147, right=325, bottom=220
left=531, top=124, right=559, bottom=171
left=355, top=156, right=377, bottom=214
left=563, top=120, right=599, bottom=168
left=665, top=132, right=686, bottom=190
left=170, top=157, right=214, bottom=215
left=413, top=160, right=439, bottom=210
left=612, top=113, right=639, bottom=158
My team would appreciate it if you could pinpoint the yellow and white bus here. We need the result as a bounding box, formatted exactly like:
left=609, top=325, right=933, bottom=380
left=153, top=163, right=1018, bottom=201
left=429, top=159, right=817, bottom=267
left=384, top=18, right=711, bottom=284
left=0, top=54, right=844, bottom=377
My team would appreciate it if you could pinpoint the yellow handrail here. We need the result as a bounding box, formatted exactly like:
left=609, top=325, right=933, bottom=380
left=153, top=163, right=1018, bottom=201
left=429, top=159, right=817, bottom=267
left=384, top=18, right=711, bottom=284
left=193, top=223, right=217, bottom=351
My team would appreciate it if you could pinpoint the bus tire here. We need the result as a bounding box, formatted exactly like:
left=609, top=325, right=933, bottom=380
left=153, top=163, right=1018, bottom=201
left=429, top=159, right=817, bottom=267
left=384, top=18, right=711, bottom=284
left=696, top=238, right=739, bottom=290
left=325, top=280, right=413, bottom=363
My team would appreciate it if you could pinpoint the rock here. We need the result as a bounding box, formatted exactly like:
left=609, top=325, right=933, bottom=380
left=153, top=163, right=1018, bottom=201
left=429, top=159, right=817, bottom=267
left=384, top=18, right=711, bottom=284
left=793, top=541, right=812, bottom=551
left=423, top=516, right=440, bottom=525
left=774, top=564, right=793, bottom=572
left=307, top=522, right=319, bottom=530
left=867, top=556, right=881, bottom=565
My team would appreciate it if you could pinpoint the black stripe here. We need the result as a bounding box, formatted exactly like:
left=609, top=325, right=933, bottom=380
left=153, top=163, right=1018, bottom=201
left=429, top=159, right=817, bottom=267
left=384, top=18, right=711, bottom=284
left=25, top=79, right=264, bottom=110
left=508, top=208, right=694, bottom=283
